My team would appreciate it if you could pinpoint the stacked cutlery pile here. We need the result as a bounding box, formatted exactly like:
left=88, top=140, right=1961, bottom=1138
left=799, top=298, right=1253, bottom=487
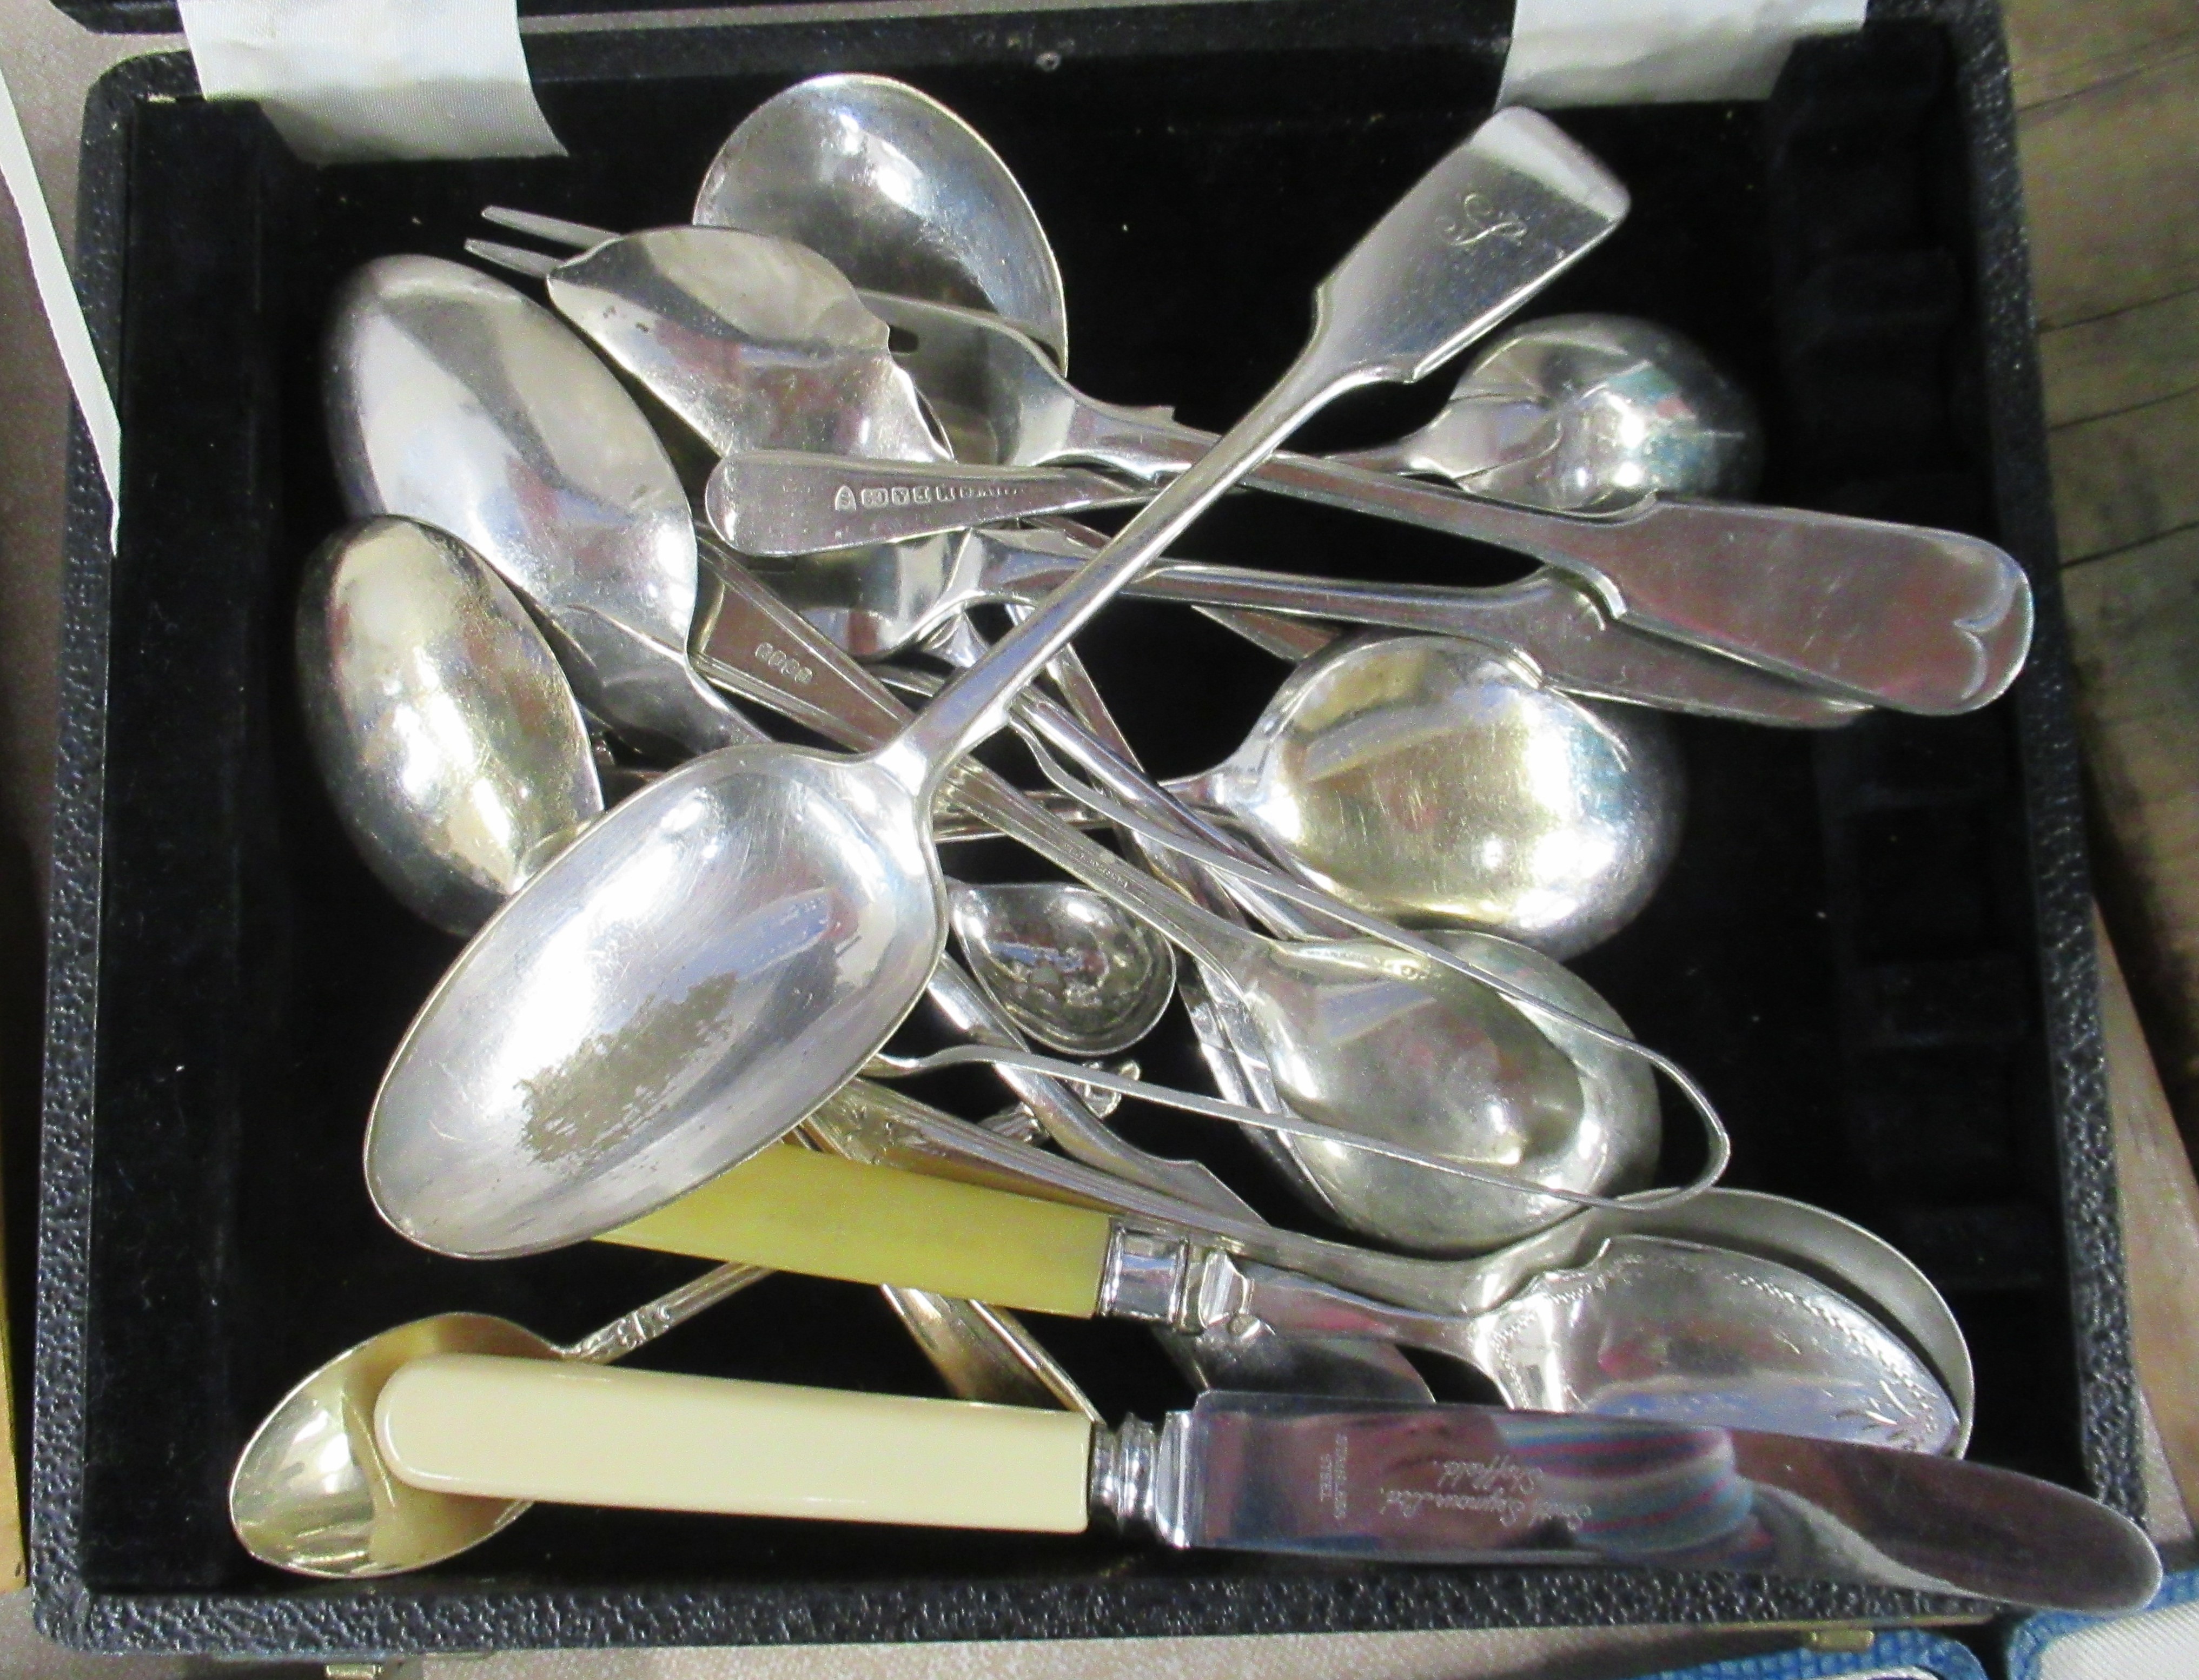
left=229, top=77, right=2155, bottom=1613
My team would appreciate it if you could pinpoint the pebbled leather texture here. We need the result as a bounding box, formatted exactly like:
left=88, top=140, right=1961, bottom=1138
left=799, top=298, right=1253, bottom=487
left=30, top=0, right=2138, bottom=1656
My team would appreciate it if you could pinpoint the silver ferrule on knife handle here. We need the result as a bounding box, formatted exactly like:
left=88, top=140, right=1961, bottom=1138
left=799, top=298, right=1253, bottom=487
left=1098, top=1227, right=1199, bottom=1325
left=1088, top=1411, right=1196, bottom=1542
left=1099, top=1228, right=1397, bottom=1350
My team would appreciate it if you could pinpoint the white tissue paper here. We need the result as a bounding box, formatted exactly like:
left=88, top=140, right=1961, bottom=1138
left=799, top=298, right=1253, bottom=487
left=179, top=0, right=564, bottom=164
left=1501, top=0, right=1867, bottom=107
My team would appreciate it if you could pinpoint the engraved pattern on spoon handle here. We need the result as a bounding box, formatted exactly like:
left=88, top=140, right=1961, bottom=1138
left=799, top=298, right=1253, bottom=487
left=561, top=1262, right=776, bottom=1364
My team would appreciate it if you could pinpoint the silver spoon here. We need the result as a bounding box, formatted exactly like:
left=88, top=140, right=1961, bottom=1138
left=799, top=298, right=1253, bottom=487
left=950, top=882, right=1176, bottom=1057
left=693, top=71, right=1070, bottom=367
left=740, top=523, right=1859, bottom=728
left=708, top=445, right=2029, bottom=719
left=295, top=518, right=601, bottom=936
left=1173, top=632, right=1684, bottom=957
left=900, top=623, right=1685, bottom=961
left=1332, top=313, right=1761, bottom=510
left=323, top=256, right=755, bottom=756
left=363, top=110, right=1634, bottom=1259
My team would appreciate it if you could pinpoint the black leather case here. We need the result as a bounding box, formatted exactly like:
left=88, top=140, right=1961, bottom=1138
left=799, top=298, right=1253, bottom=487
left=31, top=0, right=2138, bottom=1656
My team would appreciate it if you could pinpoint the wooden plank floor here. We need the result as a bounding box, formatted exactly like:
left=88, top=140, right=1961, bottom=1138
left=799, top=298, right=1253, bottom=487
left=2007, top=1, right=2199, bottom=1138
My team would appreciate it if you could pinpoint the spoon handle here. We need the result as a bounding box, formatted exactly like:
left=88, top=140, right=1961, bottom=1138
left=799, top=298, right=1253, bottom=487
left=1237, top=457, right=2033, bottom=716
left=878, top=109, right=1627, bottom=802
left=561, top=1261, right=774, bottom=1364
left=975, top=533, right=1865, bottom=729
left=706, top=452, right=1142, bottom=557
left=694, top=538, right=1259, bottom=1216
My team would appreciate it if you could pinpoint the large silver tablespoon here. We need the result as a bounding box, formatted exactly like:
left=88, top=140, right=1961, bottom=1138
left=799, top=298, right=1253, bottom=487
left=324, top=256, right=754, bottom=756
left=363, top=110, right=1633, bottom=1258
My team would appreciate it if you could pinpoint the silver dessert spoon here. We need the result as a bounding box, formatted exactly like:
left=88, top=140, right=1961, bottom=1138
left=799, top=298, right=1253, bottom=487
left=693, top=71, right=1070, bottom=367
left=363, top=109, right=1635, bottom=1259
left=324, top=256, right=755, bottom=756
left=895, top=624, right=1685, bottom=961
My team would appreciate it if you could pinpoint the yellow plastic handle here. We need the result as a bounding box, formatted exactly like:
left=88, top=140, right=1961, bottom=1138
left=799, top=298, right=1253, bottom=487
left=596, top=1145, right=1113, bottom=1318
left=377, top=1354, right=1095, bottom=1532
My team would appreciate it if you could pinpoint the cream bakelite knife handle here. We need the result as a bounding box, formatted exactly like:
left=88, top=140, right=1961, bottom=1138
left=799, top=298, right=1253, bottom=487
left=376, top=1354, right=1096, bottom=1532
left=597, top=1143, right=1114, bottom=1318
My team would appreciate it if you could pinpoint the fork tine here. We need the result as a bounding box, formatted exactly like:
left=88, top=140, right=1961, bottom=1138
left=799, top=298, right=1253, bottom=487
left=481, top=205, right=614, bottom=249
left=463, top=238, right=560, bottom=280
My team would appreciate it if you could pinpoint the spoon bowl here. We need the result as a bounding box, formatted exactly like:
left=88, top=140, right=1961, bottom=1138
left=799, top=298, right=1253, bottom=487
left=1267, top=926, right=1656, bottom=1252
left=1335, top=313, right=1761, bottom=510
left=296, top=518, right=600, bottom=936
left=1460, top=1235, right=1958, bottom=1451
left=695, top=73, right=1070, bottom=365
left=230, top=1312, right=556, bottom=1577
left=1181, top=633, right=1684, bottom=957
left=951, top=882, right=1177, bottom=1056
left=324, top=255, right=752, bottom=755
left=368, top=746, right=940, bottom=1256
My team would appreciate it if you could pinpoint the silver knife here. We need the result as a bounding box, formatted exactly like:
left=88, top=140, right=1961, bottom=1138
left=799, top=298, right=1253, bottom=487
left=374, top=1359, right=2158, bottom=1613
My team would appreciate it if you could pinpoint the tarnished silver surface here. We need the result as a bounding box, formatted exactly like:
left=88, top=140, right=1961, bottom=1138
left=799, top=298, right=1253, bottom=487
left=1127, top=1392, right=2158, bottom=1610
left=323, top=255, right=753, bottom=754
left=229, top=1264, right=769, bottom=1578
left=366, top=746, right=943, bottom=1256
left=365, top=109, right=1628, bottom=1258
left=1335, top=313, right=1761, bottom=510
left=950, top=881, right=1177, bottom=1057
left=547, top=225, right=946, bottom=461
left=295, top=518, right=599, bottom=936
left=1175, top=634, right=1684, bottom=957
left=694, top=72, right=1070, bottom=366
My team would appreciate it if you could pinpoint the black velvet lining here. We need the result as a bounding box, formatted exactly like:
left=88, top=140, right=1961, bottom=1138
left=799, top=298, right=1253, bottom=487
left=32, top=0, right=2127, bottom=1655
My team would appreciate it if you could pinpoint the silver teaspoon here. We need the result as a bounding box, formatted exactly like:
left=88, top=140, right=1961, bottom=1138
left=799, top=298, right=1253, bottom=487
left=1332, top=313, right=1761, bottom=509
